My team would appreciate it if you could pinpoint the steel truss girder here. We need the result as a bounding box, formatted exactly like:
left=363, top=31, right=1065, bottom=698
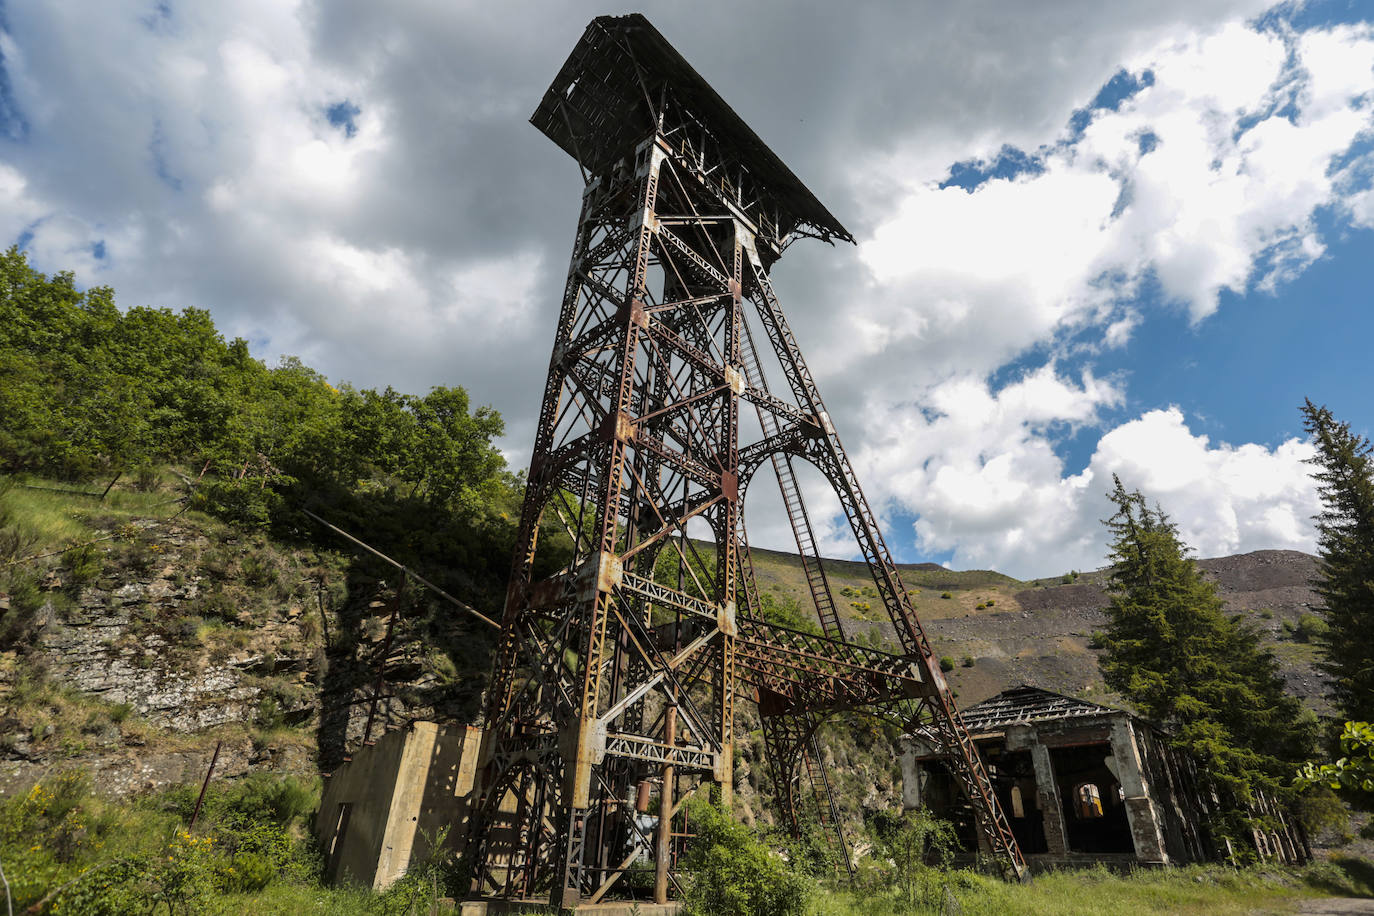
left=472, top=115, right=1025, bottom=909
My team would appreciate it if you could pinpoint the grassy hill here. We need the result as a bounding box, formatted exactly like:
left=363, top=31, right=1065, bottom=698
left=746, top=540, right=1329, bottom=714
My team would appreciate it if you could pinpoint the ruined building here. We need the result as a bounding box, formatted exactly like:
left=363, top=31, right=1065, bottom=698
left=902, top=685, right=1309, bottom=869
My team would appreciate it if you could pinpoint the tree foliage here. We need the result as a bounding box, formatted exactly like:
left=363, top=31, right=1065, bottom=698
left=1096, top=476, right=1315, bottom=810
left=1300, top=399, right=1374, bottom=723
left=1296, top=721, right=1374, bottom=795
left=680, top=798, right=811, bottom=916
left=0, top=247, right=528, bottom=694
left=0, top=247, right=509, bottom=515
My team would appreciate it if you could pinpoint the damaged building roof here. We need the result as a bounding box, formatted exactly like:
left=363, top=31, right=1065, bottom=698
left=959, top=685, right=1122, bottom=735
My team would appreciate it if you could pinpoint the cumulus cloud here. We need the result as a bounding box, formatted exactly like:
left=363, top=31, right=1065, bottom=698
left=1, top=2, right=1369, bottom=576
left=850, top=19, right=1374, bottom=382
left=804, top=16, right=1374, bottom=575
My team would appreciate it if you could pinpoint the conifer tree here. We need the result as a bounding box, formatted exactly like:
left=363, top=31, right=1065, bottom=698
left=1300, top=399, right=1374, bottom=723
left=1097, top=476, right=1314, bottom=806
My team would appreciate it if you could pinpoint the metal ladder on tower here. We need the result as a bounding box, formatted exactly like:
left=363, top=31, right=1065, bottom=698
left=739, top=317, right=853, bottom=876
left=738, top=318, right=845, bottom=640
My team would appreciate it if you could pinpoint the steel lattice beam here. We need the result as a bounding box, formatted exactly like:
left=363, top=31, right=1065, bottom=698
left=466, top=15, right=1025, bottom=911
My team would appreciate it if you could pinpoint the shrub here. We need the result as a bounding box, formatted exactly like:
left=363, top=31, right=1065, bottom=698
left=1, top=568, right=45, bottom=647
left=939, top=656, right=955, bottom=673
left=64, top=543, right=105, bottom=587
left=133, top=464, right=161, bottom=492
left=862, top=808, right=959, bottom=909
left=192, top=588, right=237, bottom=623
left=241, top=552, right=280, bottom=589
left=1293, top=613, right=1329, bottom=643
left=681, top=798, right=810, bottom=916
left=215, top=850, right=275, bottom=892
left=255, top=696, right=287, bottom=731
left=960, top=655, right=975, bottom=668
left=940, top=592, right=952, bottom=600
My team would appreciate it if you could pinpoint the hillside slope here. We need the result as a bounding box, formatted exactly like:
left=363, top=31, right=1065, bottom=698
left=0, top=475, right=1333, bottom=842
left=753, top=544, right=1329, bottom=713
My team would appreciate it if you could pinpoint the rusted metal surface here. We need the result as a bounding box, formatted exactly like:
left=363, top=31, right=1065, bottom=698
left=466, top=15, right=1024, bottom=908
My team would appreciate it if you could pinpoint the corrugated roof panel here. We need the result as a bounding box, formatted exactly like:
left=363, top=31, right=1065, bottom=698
left=531, top=14, right=852, bottom=248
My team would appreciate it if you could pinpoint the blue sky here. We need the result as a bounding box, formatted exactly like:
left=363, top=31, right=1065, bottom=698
left=1, top=0, right=1371, bottom=576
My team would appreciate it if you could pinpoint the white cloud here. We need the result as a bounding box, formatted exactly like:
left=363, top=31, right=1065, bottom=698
left=1088, top=408, right=1318, bottom=562
left=1, top=2, right=1368, bottom=578
left=851, top=19, right=1374, bottom=385
left=789, top=17, right=1374, bottom=575
left=848, top=366, right=1122, bottom=576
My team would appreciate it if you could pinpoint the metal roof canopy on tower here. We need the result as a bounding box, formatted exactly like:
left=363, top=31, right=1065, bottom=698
left=531, top=13, right=853, bottom=254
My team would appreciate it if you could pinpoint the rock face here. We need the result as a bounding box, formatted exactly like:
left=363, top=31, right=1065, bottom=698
left=1, top=513, right=469, bottom=796
left=2, top=519, right=344, bottom=794
left=1, top=524, right=1334, bottom=816
left=38, top=598, right=266, bottom=733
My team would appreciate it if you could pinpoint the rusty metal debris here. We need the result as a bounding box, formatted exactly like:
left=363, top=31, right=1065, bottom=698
left=464, top=15, right=1026, bottom=908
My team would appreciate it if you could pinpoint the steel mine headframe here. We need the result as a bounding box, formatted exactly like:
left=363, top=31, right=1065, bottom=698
left=466, top=14, right=1026, bottom=909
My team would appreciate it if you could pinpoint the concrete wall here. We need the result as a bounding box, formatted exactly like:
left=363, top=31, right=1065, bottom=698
left=317, top=722, right=483, bottom=889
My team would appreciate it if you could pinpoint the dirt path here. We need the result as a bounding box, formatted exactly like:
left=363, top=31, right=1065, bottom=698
left=1294, top=900, right=1374, bottom=915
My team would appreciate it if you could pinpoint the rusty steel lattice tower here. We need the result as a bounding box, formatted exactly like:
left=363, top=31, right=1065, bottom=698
left=468, top=14, right=1025, bottom=909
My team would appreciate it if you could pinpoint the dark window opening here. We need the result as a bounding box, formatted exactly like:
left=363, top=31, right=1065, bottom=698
left=1050, top=744, right=1133, bottom=854
left=1075, top=782, right=1103, bottom=819
left=985, top=748, right=1048, bottom=855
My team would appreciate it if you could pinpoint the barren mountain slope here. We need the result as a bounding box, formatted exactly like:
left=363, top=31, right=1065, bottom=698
left=751, top=546, right=1330, bottom=715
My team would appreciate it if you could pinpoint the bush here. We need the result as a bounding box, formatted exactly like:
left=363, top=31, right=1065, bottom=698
left=192, top=587, right=238, bottom=623
left=241, top=551, right=280, bottom=589
left=939, top=656, right=955, bottom=673
left=1, top=568, right=45, bottom=647
left=861, top=808, right=959, bottom=909
left=133, top=464, right=161, bottom=492
left=681, top=798, right=810, bottom=916
left=255, top=695, right=287, bottom=730
left=64, top=542, right=105, bottom=587
left=960, top=655, right=975, bottom=668
left=1293, top=613, right=1329, bottom=643
left=940, top=592, right=952, bottom=600
left=215, top=850, right=276, bottom=892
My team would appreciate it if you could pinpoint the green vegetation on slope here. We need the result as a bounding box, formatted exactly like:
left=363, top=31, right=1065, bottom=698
left=0, top=769, right=465, bottom=915
left=1097, top=477, right=1316, bottom=838
left=0, top=244, right=547, bottom=622
left=0, top=247, right=585, bottom=760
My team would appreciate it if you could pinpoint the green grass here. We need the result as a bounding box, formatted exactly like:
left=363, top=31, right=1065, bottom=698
left=1, top=483, right=92, bottom=551
left=808, top=861, right=1374, bottom=916
left=1, top=770, right=471, bottom=915
left=1, top=472, right=206, bottom=559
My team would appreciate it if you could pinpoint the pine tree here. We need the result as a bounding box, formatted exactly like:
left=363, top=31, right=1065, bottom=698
left=1097, top=476, right=1314, bottom=806
left=1301, top=399, right=1374, bottom=723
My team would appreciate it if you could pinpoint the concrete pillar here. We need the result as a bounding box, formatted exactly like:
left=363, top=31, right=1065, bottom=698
left=1028, top=743, right=1069, bottom=856
left=898, top=737, right=930, bottom=810
left=1109, top=719, right=1169, bottom=865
